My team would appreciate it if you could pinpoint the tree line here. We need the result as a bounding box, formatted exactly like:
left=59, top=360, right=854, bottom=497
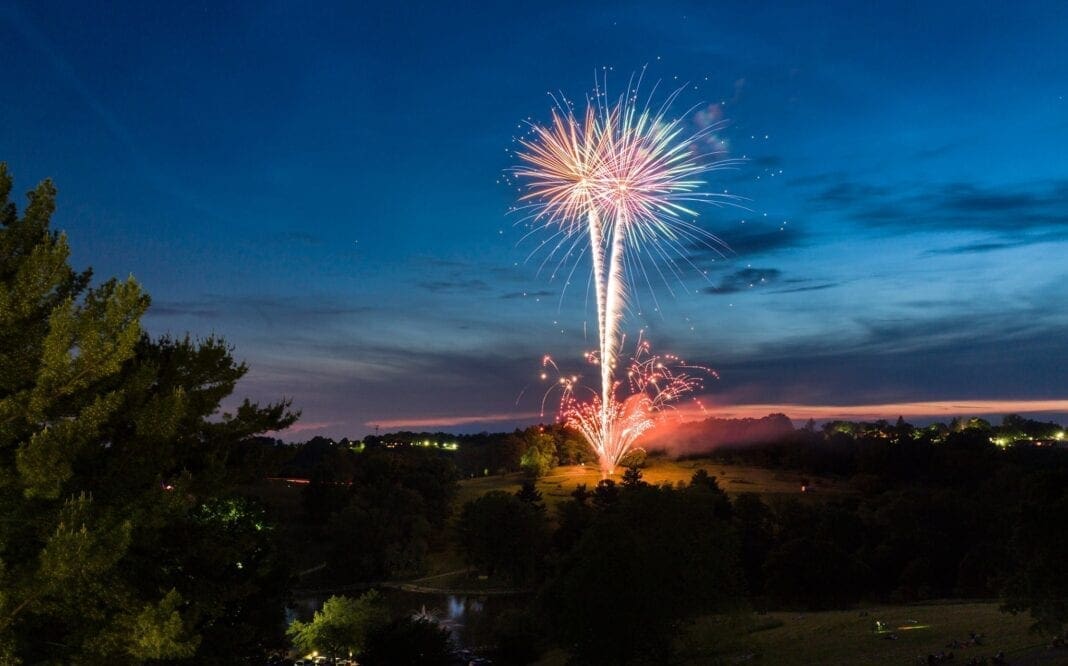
left=444, top=420, right=1068, bottom=663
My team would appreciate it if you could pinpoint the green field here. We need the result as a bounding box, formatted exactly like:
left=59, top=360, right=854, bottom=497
left=708, top=602, right=1055, bottom=665
left=533, top=602, right=1054, bottom=665
left=416, top=458, right=849, bottom=584
left=457, top=457, right=849, bottom=511
left=256, top=457, right=847, bottom=526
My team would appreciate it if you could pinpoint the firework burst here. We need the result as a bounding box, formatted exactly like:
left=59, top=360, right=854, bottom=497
left=541, top=339, right=717, bottom=472
left=516, top=72, right=736, bottom=474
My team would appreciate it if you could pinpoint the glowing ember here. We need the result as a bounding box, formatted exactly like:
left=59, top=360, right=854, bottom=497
left=541, top=339, right=716, bottom=473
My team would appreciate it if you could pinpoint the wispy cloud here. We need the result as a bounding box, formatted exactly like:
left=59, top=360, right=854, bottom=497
left=693, top=304, right=1068, bottom=410
left=147, top=294, right=372, bottom=324
left=809, top=178, right=1068, bottom=234
left=809, top=182, right=891, bottom=208
left=767, top=282, right=838, bottom=294
left=704, top=267, right=782, bottom=295
left=369, top=411, right=541, bottom=429
left=417, top=279, right=491, bottom=293
left=703, top=224, right=805, bottom=260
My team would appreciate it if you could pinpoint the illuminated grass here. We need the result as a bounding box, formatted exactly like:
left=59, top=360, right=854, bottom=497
left=456, top=458, right=851, bottom=510
left=684, top=602, right=1042, bottom=665
left=534, top=602, right=1044, bottom=665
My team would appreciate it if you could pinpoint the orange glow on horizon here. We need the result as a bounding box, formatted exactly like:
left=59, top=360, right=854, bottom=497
left=369, top=399, right=1068, bottom=431
left=675, top=399, right=1068, bottom=422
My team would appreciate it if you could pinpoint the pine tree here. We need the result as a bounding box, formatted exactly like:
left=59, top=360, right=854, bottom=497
left=515, top=479, right=545, bottom=512
left=0, top=163, right=298, bottom=663
left=621, top=465, right=645, bottom=488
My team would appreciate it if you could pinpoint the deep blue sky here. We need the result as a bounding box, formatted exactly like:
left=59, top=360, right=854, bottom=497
left=3, top=1, right=1067, bottom=437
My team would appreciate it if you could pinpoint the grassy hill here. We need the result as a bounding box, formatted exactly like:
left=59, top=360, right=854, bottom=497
left=457, top=456, right=851, bottom=510
left=534, top=602, right=1054, bottom=665
left=703, top=602, right=1052, bottom=665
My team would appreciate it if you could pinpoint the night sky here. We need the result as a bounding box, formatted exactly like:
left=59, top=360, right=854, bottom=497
left=3, top=2, right=1067, bottom=437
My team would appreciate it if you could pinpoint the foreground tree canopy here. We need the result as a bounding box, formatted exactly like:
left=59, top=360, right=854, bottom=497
left=540, top=471, right=742, bottom=664
left=287, top=591, right=388, bottom=660
left=0, top=163, right=299, bottom=663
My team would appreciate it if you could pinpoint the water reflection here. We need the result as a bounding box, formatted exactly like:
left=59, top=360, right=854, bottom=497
left=293, top=590, right=524, bottom=649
